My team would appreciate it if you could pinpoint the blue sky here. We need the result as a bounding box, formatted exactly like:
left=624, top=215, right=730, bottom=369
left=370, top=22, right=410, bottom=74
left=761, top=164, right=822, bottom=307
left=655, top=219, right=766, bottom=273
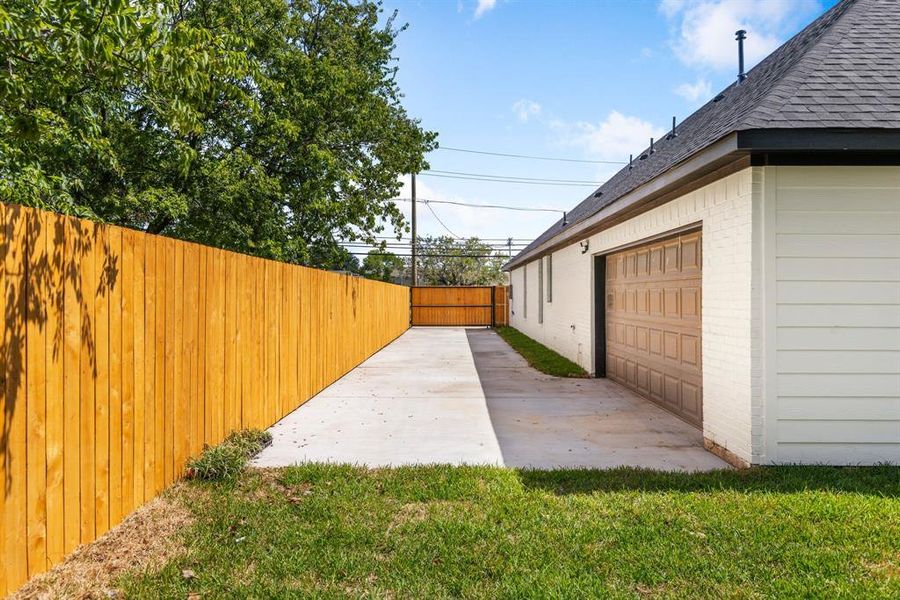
left=381, top=0, right=837, bottom=249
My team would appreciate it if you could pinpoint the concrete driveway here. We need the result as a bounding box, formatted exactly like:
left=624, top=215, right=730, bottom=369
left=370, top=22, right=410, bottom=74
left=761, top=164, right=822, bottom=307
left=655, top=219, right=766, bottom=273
left=252, top=327, right=729, bottom=471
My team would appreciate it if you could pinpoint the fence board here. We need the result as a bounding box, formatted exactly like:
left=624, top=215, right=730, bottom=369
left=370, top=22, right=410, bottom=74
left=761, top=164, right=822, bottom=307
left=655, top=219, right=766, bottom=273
left=108, top=228, right=123, bottom=529
left=94, top=225, right=111, bottom=539
left=25, top=209, right=48, bottom=575
left=45, top=213, right=65, bottom=567
left=4, top=204, right=29, bottom=589
left=0, top=202, right=409, bottom=595
left=78, top=221, right=97, bottom=545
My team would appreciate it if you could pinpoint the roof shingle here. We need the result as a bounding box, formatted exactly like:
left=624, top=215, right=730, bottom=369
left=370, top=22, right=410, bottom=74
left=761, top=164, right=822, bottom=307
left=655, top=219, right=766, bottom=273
left=507, top=0, right=900, bottom=269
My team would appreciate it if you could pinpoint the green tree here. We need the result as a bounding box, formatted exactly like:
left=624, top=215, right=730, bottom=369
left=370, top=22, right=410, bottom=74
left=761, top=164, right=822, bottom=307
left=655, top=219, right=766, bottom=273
left=0, top=0, right=255, bottom=217
left=1, top=0, right=435, bottom=269
left=416, top=236, right=506, bottom=286
left=360, top=250, right=405, bottom=283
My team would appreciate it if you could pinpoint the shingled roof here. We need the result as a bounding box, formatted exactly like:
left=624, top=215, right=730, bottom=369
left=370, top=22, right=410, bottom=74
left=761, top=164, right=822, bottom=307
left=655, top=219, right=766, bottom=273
left=505, top=0, right=900, bottom=270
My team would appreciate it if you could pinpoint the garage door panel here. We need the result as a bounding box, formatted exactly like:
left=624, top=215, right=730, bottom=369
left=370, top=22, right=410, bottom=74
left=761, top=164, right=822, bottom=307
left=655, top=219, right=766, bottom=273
left=682, top=334, right=701, bottom=367
left=664, top=242, right=679, bottom=272
left=637, top=290, right=649, bottom=314
left=637, top=250, right=649, bottom=276
left=681, top=233, right=702, bottom=273
left=650, top=246, right=664, bottom=275
left=681, top=382, right=702, bottom=420
left=682, top=287, right=701, bottom=320
left=649, top=329, right=663, bottom=355
left=606, top=230, right=703, bottom=428
left=649, top=369, right=664, bottom=401
left=664, top=331, right=679, bottom=361
left=636, top=326, right=649, bottom=351
left=637, top=364, right=650, bottom=395
left=664, top=288, right=680, bottom=317
left=663, top=375, right=681, bottom=410
left=650, top=289, right=663, bottom=316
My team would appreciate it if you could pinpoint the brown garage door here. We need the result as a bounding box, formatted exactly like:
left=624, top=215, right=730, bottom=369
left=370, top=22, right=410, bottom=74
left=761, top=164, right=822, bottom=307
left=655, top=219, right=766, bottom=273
left=605, top=230, right=702, bottom=427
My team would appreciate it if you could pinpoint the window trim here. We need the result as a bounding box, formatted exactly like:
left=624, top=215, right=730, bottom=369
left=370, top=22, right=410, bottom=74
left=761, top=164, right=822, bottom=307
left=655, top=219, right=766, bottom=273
left=546, top=254, right=553, bottom=303
left=523, top=263, right=528, bottom=319
left=538, top=259, right=544, bottom=324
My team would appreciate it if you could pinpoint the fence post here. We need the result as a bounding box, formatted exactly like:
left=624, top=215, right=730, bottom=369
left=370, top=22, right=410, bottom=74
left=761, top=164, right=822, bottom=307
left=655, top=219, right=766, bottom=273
left=490, top=286, right=496, bottom=327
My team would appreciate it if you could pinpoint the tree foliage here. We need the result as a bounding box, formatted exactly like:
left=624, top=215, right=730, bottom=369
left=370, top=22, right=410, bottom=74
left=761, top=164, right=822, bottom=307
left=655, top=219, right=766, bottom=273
left=1, top=0, right=435, bottom=268
left=360, top=250, right=405, bottom=283
left=415, top=236, right=506, bottom=286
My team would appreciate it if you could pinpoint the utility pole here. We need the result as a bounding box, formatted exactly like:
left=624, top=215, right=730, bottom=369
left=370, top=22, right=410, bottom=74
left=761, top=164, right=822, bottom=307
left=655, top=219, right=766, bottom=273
left=410, top=173, right=418, bottom=286
left=507, top=237, right=513, bottom=259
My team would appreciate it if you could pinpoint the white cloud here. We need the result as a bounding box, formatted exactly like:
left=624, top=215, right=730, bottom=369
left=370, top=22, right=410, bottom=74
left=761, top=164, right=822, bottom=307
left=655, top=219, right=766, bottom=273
left=511, top=99, right=542, bottom=122
left=660, top=0, right=821, bottom=71
left=474, top=0, right=497, bottom=19
left=674, top=77, right=712, bottom=103
left=552, top=111, right=666, bottom=173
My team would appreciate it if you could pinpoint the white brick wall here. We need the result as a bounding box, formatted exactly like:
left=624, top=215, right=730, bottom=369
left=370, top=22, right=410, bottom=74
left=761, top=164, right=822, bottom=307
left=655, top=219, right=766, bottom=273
left=510, top=167, right=760, bottom=463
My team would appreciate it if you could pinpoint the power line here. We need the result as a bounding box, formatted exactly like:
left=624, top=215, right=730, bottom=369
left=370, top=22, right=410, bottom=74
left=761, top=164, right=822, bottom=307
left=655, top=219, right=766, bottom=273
left=423, top=201, right=461, bottom=239
left=420, top=172, right=598, bottom=187
left=425, top=169, right=604, bottom=185
left=393, top=197, right=564, bottom=215
left=371, top=235, right=531, bottom=241
left=342, top=242, right=530, bottom=249
left=349, top=252, right=504, bottom=258
left=435, top=145, right=626, bottom=165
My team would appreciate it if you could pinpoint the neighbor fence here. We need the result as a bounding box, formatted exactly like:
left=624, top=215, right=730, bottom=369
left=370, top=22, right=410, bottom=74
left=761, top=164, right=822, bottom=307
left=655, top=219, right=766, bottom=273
left=0, top=203, right=409, bottom=594
left=410, top=286, right=508, bottom=326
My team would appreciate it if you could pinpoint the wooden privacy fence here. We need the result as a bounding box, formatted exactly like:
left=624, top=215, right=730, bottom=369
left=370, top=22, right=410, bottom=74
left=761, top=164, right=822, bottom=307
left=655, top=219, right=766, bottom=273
left=0, top=203, right=409, bottom=595
left=410, top=286, right=508, bottom=326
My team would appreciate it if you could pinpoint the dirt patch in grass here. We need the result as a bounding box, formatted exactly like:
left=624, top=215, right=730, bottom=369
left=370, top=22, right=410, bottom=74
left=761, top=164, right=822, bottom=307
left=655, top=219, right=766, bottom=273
left=388, top=500, right=474, bottom=532
left=12, top=486, right=194, bottom=600
left=864, top=557, right=900, bottom=582
left=239, top=468, right=314, bottom=504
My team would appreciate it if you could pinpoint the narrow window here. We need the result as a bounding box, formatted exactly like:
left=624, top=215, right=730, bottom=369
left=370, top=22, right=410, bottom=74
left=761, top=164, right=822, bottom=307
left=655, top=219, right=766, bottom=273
left=546, top=254, right=553, bottom=303
left=523, top=264, right=528, bottom=319
left=538, top=259, right=544, bottom=324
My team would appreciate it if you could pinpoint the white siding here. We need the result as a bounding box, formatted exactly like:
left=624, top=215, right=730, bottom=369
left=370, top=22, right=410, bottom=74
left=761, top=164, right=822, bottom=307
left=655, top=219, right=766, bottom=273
left=509, top=168, right=759, bottom=463
left=764, top=166, right=900, bottom=465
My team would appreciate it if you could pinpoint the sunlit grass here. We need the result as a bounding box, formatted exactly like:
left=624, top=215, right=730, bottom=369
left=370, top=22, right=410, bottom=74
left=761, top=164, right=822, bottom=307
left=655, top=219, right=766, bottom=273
left=123, top=464, right=899, bottom=599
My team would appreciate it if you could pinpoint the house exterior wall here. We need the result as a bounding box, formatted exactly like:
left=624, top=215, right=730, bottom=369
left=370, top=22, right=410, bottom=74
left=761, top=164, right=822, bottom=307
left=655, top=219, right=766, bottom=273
left=762, top=166, right=900, bottom=465
left=509, top=167, right=760, bottom=464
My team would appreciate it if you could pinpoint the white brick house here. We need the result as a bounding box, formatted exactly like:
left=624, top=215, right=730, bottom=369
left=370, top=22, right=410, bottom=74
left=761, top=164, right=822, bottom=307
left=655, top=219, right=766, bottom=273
left=504, top=0, right=899, bottom=467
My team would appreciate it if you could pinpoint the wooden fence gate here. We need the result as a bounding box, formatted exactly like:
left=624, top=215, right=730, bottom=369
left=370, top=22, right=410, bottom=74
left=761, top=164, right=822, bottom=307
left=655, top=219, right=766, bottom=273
left=410, top=286, right=508, bottom=326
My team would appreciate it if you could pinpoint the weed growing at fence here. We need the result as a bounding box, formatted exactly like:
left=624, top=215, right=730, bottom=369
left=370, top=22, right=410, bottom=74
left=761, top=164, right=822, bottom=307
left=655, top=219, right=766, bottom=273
left=185, top=429, right=272, bottom=481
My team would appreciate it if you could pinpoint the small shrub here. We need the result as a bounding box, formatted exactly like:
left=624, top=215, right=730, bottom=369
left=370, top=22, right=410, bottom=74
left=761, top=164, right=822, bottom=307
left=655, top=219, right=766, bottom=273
left=185, top=429, right=273, bottom=481
left=186, top=445, right=245, bottom=481
left=225, top=429, right=273, bottom=459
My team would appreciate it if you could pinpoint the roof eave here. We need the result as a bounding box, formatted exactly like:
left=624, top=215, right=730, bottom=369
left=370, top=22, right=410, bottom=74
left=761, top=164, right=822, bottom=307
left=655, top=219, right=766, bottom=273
left=504, top=132, right=742, bottom=270
left=505, top=127, right=900, bottom=271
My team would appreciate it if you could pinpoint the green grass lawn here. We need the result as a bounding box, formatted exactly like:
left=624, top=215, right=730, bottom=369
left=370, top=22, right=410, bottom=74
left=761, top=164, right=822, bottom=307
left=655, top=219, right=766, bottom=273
left=122, top=465, right=899, bottom=599
left=495, top=326, right=588, bottom=377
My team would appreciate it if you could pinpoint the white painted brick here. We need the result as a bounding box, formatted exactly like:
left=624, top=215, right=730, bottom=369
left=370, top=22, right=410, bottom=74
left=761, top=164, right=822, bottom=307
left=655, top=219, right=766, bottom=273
left=510, top=168, right=760, bottom=464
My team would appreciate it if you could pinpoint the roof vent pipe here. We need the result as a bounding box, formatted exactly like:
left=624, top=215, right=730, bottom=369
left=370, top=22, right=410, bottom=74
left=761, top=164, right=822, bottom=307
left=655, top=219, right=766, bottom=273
left=629, top=154, right=633, bottom=170
left=649, top=137, right=655, bottom=154
left=735, top=29, right=747, bottom=83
